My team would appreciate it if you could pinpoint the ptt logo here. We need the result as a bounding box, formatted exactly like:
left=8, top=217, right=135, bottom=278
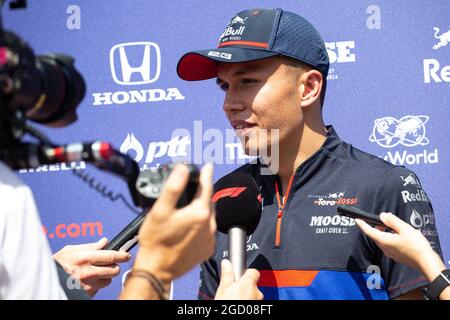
left=110, top=42, right=161, bottom=85
left=369, top=115, right=439, bottom=165
left=119, top=133, right=190, bottom=169
left=410, top=209, right=435, bottom=229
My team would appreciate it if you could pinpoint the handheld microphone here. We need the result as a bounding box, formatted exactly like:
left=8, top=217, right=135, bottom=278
left=104, top=210, right=146, bottom=251
left=213, top=172, right=262, bottom=281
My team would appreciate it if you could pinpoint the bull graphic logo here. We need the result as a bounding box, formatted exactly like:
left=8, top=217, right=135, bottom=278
left=120, top=133, right=144, bottom=162
left=328, top=191, right=345, bottom=199
left=229, top=15, right=248, bottom=25
left=369, top=115, right=429, bottom=148
left=433, top=27, right=450, bottom=50
left=400, top=173, right=421, bottom=188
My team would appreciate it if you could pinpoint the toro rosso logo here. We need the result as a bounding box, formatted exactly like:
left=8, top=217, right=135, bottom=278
left=309, top=191, right=358, bottom=206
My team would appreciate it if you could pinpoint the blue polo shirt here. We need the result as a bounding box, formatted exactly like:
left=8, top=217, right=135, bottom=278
left=199, top=126, right=442, bottom=300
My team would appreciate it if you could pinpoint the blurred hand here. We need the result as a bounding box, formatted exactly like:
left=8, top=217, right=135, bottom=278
left=355, top=212, right=445, bottom=280
left=215, top=259, right=263, bottom=300
left=132, top=163, right=216, bottom=286
left=53, top=237, right=131, bottom=297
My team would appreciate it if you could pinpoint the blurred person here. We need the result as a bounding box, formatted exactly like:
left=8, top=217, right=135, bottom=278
left=0, top=161, right=67, bottom=299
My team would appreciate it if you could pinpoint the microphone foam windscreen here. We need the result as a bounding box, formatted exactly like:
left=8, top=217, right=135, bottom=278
left=213, top=172, right=262, bottom=235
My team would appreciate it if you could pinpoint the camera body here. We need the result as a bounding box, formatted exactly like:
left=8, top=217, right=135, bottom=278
left=135, top=163, right=199, bottom=208
left=105, top=163, right=200, bottom=252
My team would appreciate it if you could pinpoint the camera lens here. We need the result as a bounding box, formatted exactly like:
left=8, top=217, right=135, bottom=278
left=2, top=31, right=86, bottom=128
left=31, top=54, right=86, bottom=127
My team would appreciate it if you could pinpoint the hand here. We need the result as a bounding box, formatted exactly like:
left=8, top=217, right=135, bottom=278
left=355, top=212, right=445, bottom=281
left=215, top=259, right=264, bottom=300
left=132, top=163, right=216, bottom=286
left=53, top=237, right=131, bottom=297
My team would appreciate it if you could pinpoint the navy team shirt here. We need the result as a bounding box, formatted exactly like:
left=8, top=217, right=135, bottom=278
left=199, top=126, right=443, bottom=300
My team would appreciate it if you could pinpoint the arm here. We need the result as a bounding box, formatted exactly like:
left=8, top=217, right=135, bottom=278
left=119, top=163, right=216, bottom=300
left=356, top=212, right=449, bottom=300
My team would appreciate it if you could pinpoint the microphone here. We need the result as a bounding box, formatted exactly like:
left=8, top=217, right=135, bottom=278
left=213, top=172, right=262, bottom=281
left=105, top=210, right=146, bottom=251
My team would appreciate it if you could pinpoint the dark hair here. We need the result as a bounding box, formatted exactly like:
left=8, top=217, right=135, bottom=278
left=281, top=56, right=327, bottom=108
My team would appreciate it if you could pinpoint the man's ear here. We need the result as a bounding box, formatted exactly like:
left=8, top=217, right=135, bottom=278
left=300, top=69, right=323, bottom=107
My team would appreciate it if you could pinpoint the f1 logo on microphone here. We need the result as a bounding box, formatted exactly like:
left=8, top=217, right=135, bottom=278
left=109, top=42, right=161, bottom=85
left=212, top=187, right=247, bottom=203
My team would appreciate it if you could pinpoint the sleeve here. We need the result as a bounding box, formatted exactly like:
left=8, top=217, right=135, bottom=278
left=370, top=166, right=443, bottom=299
left=198, top=258, right=220, bottom=300
left=0, top=168, right=67, bottom=299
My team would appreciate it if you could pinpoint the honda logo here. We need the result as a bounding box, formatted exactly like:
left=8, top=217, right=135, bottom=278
left=109, top=42, right=161, bottom=85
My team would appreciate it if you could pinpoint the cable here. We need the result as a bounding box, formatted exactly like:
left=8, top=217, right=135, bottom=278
left=24, top=123, right=55, bottom=146
left=72, top=169, right=140, bottom=215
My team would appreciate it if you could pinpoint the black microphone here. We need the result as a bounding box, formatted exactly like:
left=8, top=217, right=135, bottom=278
left=213, top=172, right=262, bottom=281
left=104, top=210, right=146, bottom=251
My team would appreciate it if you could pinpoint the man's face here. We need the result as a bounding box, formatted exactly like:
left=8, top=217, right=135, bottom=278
left=217, top=57, right=304, bottom=155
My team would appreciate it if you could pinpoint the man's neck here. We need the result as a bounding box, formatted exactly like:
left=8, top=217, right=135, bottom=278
left=277, top=123, right=327, bottom=194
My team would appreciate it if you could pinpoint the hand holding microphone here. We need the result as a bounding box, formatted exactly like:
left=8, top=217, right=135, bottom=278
left=215, top=259, right=263, bottom=300
left=213, top=172, right=262, bottom=281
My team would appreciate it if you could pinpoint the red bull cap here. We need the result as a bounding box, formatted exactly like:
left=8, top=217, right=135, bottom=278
left=177, top=8, right=330, bottom=81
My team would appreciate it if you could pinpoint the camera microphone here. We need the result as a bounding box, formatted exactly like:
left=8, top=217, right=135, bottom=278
left=1, top=141, right=138, bottom=180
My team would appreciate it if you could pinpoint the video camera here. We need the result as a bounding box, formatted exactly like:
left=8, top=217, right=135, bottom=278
left=0, top=1, right=199, bottom=213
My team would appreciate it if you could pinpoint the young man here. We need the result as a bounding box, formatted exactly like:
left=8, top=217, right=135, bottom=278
left=177, top=8, right=443, bottom=299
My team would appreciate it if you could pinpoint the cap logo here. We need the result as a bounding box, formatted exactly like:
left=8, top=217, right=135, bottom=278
left=229, top=15, right=248, bottom=25
left=218, top=15, right=249, bottom=45
left=207, top=51, right=232, bottom=59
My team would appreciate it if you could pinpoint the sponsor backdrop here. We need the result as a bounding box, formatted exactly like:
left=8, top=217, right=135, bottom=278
left=4, top=0, right=449, bottom=299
